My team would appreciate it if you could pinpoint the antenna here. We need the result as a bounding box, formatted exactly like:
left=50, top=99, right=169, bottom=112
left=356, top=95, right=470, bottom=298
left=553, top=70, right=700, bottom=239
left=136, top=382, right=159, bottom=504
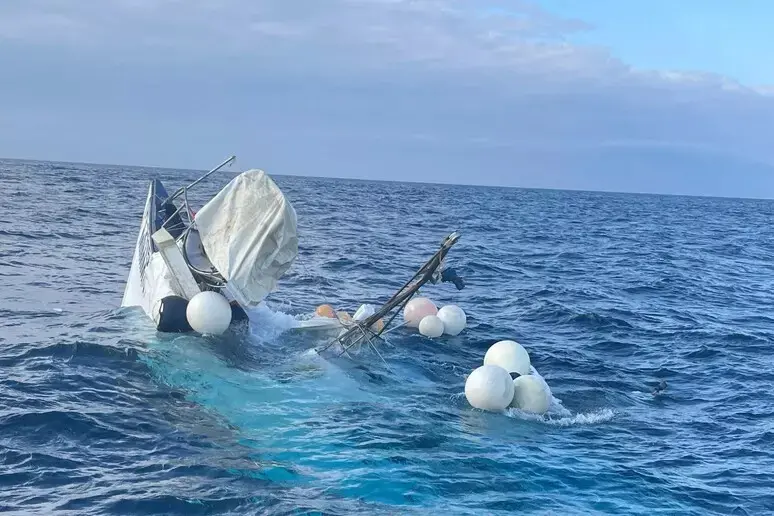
left=167, top=155, right=236, bottom=203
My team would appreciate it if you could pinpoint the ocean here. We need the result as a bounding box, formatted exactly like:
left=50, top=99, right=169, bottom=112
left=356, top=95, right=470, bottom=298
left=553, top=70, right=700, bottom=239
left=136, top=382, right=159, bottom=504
left=1, top=158, right=773, bottom=515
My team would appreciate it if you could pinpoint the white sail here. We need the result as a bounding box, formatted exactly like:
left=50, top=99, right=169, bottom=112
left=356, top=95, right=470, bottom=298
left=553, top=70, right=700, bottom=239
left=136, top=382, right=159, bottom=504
left=193, top=169, right=298, bottom=307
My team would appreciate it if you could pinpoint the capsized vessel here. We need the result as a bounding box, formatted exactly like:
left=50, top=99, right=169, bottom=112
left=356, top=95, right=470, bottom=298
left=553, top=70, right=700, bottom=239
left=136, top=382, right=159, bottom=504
left=121, top=156, right=298, bottom=332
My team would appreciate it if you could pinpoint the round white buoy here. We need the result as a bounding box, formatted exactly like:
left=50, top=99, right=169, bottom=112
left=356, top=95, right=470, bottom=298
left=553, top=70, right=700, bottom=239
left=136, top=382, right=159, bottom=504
left=403, top=297, right=438, bottom=328
left=464, top=365, right=515, bottom=412
left=418, top=315, right=445, bottom=338
left=186, top=291, right=232, bottom=335
left=511, top=375, right=551, bottom=414
left=530, top=370, right=553, bottom=399
left=436, top=305, right=467, bottom=335
left=483, top=340, right=531, bottom=376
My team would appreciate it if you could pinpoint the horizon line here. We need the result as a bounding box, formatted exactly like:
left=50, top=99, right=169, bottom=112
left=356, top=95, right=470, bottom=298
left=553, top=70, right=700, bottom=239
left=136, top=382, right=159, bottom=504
left=2, top=154, right=773, bottom=203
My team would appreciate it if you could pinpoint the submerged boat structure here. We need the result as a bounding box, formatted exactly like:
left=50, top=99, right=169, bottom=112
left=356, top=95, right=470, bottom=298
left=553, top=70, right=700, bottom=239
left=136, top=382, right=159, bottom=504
left=122, top=155, right=465, bottom=339
left=121, top=156, right=299, bottom=333
left=121, top=162, right=561, bottom=416
left=310, top=231, right=466, bottom=360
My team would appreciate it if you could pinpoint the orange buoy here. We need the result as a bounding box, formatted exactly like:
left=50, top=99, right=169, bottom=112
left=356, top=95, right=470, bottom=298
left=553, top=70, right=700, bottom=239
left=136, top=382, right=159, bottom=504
left=315, top=304, right=336, bottom=318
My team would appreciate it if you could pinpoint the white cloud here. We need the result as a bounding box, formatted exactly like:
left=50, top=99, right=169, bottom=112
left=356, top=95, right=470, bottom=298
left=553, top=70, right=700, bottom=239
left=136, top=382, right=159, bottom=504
left=0, top=0, right=773, bottom=196
left=0, top=1, right=609, bottom=71
left=0, top=0, right=760, bottom=95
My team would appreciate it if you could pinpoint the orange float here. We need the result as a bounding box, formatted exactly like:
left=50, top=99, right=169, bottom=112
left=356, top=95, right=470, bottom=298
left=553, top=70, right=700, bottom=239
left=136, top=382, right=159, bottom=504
left=315, top=304, right=336, bottom=318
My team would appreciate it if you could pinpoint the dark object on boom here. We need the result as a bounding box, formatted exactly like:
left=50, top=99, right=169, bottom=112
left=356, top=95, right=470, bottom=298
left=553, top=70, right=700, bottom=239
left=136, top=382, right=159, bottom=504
left=439, top=267, right=465, bottom=290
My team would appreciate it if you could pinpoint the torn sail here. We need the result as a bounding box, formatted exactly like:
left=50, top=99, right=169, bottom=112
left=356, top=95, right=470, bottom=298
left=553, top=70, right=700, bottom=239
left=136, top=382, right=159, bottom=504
left=193, top=169, right=298, bottom=307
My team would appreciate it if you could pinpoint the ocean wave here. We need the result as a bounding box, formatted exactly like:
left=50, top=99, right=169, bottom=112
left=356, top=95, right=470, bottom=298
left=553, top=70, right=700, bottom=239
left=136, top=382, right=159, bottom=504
left=2, top=162, right=773, bottom=514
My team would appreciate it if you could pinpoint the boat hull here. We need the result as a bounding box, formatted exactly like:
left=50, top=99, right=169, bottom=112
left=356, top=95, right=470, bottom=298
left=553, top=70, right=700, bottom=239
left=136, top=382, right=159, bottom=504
left=121, top=179, right=179, bottom=326
left=122, top=178, right=252, bottom=332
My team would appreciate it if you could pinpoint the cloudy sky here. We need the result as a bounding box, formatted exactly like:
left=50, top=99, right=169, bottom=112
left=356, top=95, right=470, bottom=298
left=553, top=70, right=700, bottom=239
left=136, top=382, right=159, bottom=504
left=1, top=0, right=773, bottom=197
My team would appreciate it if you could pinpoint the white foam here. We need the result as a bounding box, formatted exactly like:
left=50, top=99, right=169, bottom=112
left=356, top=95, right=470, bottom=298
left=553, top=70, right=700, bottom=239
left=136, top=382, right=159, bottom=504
left=521, top=367, right=614, bottom=424
left=243, top=304, right=615, bottom=426
left=245, top=304, right=342, bottom=372
left=506, top=407, right=615, bottom=426
left=458, top=364, right=613, bottom=426
left=246, top=302, right=302, bottom=340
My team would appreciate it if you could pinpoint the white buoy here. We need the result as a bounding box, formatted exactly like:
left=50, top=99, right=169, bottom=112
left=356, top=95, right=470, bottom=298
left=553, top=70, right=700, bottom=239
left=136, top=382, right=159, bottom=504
left=403, top=297, right=438, bottom=328
left=418, top=315, right=444, bottom=338
left=464, top=365, right=515, bottom=412
left=530, top=369, right=553, bottom=399
left=186, top=291, right=232, bottom=335
left=436, top=305, right=466, bottom=335
left=511, top=375, right=551, bottom=414
left=483, top=340, right=531, bottom=375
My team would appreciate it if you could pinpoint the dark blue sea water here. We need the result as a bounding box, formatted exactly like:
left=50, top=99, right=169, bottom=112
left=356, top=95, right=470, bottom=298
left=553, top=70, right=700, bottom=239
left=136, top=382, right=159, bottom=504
left=2, top=158, right=774, bottom=515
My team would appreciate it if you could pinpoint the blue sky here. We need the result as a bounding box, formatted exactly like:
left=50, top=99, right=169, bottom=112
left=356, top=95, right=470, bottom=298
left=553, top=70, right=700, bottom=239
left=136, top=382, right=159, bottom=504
left=539, top=0, right=774, bottom=85
left=1, top=0, right=773, bottom=197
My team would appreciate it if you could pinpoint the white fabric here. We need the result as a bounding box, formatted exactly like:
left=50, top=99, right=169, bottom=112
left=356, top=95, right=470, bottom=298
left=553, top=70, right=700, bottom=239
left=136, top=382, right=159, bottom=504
left=353, top=304, right=376, bottom=322
left=194, top=169, right=298, bottom=307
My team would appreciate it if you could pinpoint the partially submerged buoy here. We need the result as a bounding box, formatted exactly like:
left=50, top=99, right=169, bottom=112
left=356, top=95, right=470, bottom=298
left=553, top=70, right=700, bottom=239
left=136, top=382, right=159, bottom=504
left=403, top=297, right=438, bottom=327
left=465, top=365, right=515, bottom=412
left=437, top=304, right=466, bottom=335
left=186, top=291, right=232, bottom=335
left=315, top=304, right=336, bottom=318
left=511, top=375, right=551, bottom=414
left=484, top=340, right=531, bottom=376
left=418, top=315, right=444, bottom=338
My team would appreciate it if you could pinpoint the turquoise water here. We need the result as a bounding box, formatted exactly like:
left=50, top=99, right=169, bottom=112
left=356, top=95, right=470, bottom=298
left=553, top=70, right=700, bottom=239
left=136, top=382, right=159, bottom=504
left=1, top=158, right=773, bottom=514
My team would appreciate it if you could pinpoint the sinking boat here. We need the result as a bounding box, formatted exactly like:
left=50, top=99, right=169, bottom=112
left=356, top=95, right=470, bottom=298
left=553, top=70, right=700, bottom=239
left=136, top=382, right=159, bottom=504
left=122, top=155, right=465, bottom=340
left=121, top=156, right=299, bottom=332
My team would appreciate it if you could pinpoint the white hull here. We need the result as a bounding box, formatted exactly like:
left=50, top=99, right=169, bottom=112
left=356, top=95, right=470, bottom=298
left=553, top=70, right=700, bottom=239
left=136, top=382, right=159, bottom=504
left=121, top=179, right=182, bottom=327
left=121, top=159, right=299, bottom=333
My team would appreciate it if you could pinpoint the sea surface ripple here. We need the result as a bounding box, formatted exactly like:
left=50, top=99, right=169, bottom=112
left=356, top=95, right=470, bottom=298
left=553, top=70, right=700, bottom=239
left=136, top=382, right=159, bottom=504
left=1, top=158, right=774, bottom=515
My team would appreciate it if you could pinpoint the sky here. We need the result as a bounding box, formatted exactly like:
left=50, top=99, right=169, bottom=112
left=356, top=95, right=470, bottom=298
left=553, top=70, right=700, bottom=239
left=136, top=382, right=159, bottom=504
left=1, top=0, right=773, bottom=198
